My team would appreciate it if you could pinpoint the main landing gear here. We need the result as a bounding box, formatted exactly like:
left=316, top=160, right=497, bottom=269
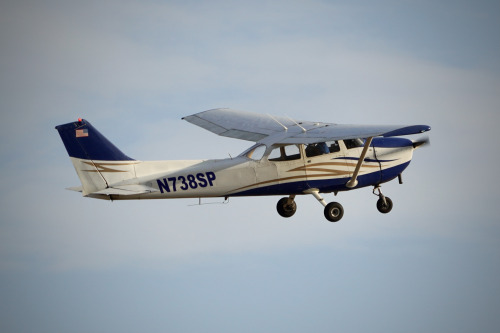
left=304, top=189, right=344, bottom=222
left=276, top=186, right=394, bottom=222
left=276, top=195, right=297, bottom=218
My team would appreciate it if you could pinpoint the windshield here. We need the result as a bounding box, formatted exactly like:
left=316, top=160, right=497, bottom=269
left=244, top=144, right=266, bottom=160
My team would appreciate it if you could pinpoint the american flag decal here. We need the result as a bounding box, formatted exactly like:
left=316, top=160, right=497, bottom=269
left=76, top=128, right=88, bottom=137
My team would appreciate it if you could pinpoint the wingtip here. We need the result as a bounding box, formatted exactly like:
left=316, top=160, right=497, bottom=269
left=383, top=125, right=431, bottom=137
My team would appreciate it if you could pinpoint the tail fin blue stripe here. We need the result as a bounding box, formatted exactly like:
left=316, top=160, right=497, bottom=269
left=55, top=119, right=134, bottom=161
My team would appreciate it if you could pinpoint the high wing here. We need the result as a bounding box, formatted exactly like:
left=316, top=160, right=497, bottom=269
left=183, top=108, right=431, bottom=145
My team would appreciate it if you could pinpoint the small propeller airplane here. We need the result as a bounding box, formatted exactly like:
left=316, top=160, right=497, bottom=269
left=56, top=108, right=430, bottom=222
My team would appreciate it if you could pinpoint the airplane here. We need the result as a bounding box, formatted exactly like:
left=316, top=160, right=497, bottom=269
left=55, top=108, right=430, bottom=222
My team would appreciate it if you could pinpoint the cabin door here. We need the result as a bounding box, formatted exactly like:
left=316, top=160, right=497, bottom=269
left=265, top=144, right=307, bottom=193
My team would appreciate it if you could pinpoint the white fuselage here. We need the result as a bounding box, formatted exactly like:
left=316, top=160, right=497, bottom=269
left=77, top=138, right=414, bottom=200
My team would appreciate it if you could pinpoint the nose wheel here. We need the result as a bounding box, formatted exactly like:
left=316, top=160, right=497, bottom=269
left=373, top=186, right=393, bottom=214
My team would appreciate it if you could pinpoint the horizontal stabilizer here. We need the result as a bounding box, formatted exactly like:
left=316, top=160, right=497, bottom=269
left=66, top=186, right=83, bottom=192
left=93, top=184, right=159, bottom=196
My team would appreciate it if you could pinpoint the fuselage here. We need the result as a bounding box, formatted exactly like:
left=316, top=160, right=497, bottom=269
left=83, top=137, right=414, bottom=200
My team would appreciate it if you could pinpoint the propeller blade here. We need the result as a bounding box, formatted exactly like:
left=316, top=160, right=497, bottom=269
left=412, top=136, right=430, bottom=149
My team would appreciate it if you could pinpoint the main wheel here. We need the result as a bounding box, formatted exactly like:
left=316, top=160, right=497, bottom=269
left=324, top=202, right=344, bottom=222
left=376, top=196, right=393, bottom=214
left=277, top=197, right=297, bottom=218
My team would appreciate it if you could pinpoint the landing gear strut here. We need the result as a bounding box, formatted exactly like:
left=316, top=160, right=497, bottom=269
left=277, top=195, right=297, bottom=218
left=373, top=186, right=393, bottom=214
left=305, top=189, right=344, bottom=222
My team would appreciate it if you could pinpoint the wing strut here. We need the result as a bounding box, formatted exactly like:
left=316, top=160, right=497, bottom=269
left=346, top=137, right=373, bottom=188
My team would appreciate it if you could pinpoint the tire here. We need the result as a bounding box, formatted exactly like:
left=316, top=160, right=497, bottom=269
left=277, top=197, right=297, bottom=218
left=376, top=196, right=393, bottom=214
left=324, top=202, right=344, bottom=222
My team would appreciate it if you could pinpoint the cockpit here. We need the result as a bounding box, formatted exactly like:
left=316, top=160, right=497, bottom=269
left=241, top=138, right=366, bottom=162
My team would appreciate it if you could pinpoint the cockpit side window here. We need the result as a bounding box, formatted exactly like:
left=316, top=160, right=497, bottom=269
left=268, top=145, right=301, bottom=161
left=327, top=140, right=341, bottom=153
left=344, top=138, right=365, bottom=149
left=305, top=140, right=340, bottom=157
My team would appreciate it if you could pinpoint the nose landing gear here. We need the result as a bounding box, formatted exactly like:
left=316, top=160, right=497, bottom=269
left=373, top=186, right=393, bottom=214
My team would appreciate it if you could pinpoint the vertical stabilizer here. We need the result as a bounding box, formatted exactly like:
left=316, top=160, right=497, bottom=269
left=55, top=119, right=137, bottom=196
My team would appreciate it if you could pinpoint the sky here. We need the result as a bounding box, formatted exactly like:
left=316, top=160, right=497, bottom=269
left=1, top=0, right=500, bottom=332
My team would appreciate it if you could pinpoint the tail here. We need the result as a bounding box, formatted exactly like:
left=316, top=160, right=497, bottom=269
left=55, top=119, right=138, bottom=197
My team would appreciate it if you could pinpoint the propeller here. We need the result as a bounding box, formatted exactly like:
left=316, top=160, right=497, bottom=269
left=412, top=136, right=430, bottom=149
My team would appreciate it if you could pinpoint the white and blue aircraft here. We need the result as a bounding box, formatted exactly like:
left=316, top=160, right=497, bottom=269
left=56, top=108, right=430, bottom=222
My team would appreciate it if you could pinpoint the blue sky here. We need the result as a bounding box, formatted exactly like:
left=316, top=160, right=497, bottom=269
left=1, top=0, right=500, bottom=332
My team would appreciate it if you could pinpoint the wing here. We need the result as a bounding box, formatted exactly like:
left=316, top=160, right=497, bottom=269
left=183, top=108, right=431, bottom=145
left=183, top=108, right=282, bottom=142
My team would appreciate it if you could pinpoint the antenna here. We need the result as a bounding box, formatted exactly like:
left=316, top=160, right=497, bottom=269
left=188, top=197, right=230, bottom=206
left=267, top=114, right=288, bottom=131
